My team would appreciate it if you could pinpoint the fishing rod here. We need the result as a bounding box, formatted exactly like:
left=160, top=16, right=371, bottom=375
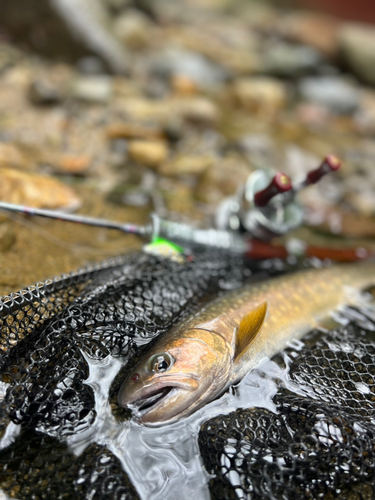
left=0, top=155, right=368, bottom=261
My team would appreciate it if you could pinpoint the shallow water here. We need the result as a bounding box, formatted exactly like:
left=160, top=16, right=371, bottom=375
left=65, top=342, right=310, bottom=500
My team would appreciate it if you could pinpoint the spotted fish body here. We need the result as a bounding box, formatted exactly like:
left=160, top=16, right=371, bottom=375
left=118, top=263, right=375, bottom=425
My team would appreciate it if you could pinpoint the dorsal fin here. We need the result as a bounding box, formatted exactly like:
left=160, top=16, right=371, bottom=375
left=234, top=302, right=268, bottom=360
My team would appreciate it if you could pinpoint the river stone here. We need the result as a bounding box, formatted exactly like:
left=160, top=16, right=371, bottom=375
left=113, top=9, right=154, bottom=49
left=278, top=12, right=341, bottom=58
left=262, top=42, right=323, bottom=77
left=0, top=0, right=129, bottom=73
left=73, top=75, right=113, bottom=103
left=340, top=23, right=375, bottom=86
left=149, top=48, right=228, bottom=87
left=128, top=140, right=169, bottom=168
left=234, top=77, right=288, bottom=116
left=159, top=154, right=213, bottom=176
left=298, top=76, right=360, bottom=114
left=0, top=167, right=81, bottom=210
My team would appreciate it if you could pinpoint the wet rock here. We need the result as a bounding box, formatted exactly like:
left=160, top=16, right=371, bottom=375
left=28, top=78, right=64, bottom=106
left=128, top=139, right=169, bottom=168
left=167, top=24, right=262, bottom=74
left=106, top=123, right=163, bottom=141
left=233, top=77, right=288, bottom=117
left=176, top=97, right=220, bottom=125
left=0, top=167, right=81, bottom=209
left=73, top=75, right=113, bottom=103
left=170, top=74, right=198, bottom=96
left=298, top=76, right=360, bottom=114
left=119, top=97, right=169, bottom=122
left=159, top=154, right=213, bottom=176
left=262, top=42, right=323, bottom=78
left=113, top=9, right=154, bottom=50
left=340, top=23, right=375, bottom=86
left=0, top=223, right=16, bottom=252
left=278, top=13, right=341, bottom=58
left=150, top=48, right=228, bottom=88
left=76, top=56, right=106, bottom=75
left=56, top=155, right=92, bottom=174
left=118, top=96, right=218, bottom=125
left=0, top=0, right=129, bottom=73
left=163, top=118, right=184, bottom=142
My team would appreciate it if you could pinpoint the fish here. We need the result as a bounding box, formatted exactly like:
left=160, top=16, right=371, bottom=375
left=118, top=263, right=375, bottom=426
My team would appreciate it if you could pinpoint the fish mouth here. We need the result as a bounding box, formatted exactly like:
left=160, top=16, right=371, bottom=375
left=120, top=377, right=199, bottom=421
left=130, top=386, right=175, bottom=416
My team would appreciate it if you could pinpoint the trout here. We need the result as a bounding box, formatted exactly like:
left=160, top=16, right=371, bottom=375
left=118, top=263, right=375, bottom=425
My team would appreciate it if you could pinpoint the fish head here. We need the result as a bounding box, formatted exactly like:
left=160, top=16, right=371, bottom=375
left=118, top=330, right=230, bottom=425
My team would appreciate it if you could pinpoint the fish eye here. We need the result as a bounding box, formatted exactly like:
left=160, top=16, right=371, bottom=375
left=149, top=353, right=174, bottom=373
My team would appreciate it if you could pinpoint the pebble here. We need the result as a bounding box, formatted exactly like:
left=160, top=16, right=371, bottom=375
left=0, top=0, right=129, bottom=74
left=298, top=76, right=360, bottom=115
left=278, top=13, right=341, bottom=58
left=340, top=23, right=375, bottom=86
left=56, top=155, right=92, bottom=174
left=76, top=56, right=106, bottom=75
left=73, top=75, right=113, bottom=103
left=113, top=9, right=154, bottom=49
left=28, top=78, right=63, bottom=105
left=159, top=155, right=213, bottom=176
left=233, top=77, right=288, bottom=117
left=168, top=25, right=262, bottom=74
left=106, top=123, right=163, bottom=141
left=262, top=42, right=323, bottom=77
left=176, top=97, right=220, bottom=125
left=119, top=98, right=170, bottom=122
left=150, top=48, right=228, bottom=88
left=0, top=167, right=81, bottom=209
left=170, top=74, right=198, bottom=96
left=128, top=140, right=169, bottom=168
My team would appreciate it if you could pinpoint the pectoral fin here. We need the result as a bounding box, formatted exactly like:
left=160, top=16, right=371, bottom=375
left=234, top=302, right=267, bottom=361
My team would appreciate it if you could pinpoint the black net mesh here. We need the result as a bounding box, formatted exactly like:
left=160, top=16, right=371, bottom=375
left=0, top=430, right=139, bottom=500
left=0, top=250, right=256, bottom=498
left=199, top=310, right=375, bottom=500
left=1, top=251, right=375, bottom=500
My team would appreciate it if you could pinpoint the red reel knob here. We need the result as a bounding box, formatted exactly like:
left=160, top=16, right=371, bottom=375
left=254, top=173, right=292, bottom=207
left=306, top=155, right=341, bottom=185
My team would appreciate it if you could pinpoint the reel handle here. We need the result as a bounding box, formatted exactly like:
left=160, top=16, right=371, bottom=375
left=254, top=173, right=292, bottom=207
left=305, top=154, right=341, bottom=186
